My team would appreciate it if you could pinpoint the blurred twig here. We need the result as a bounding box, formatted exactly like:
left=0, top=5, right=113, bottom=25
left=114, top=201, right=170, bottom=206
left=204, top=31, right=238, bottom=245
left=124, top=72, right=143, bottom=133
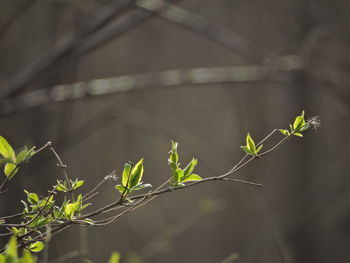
left=0, top=59, right=303, bottom=115
left=0, top=0, right=34, bottom=39
left=0, top=0, right=135, bottom=99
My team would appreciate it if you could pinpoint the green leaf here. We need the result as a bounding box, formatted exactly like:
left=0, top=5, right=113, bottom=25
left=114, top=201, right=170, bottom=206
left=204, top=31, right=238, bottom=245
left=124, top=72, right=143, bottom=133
left=0, top=136, right=16, bottom=162
left=182, top=174, right=202, bottom=182
left=29, top=241, right=45, bottom=252
left=4, top=163, right=18, bottom=179
left=168, top=140, right=179, bottom=167
left=174, top=168, right=184, bottom=183
left=108, top=252, right=121, bottom=263
left=246, top=133, right=256, bottom=152
left=6, top=236, right=18, bottom=259
left=65, top=202, right=80, bottom=218
left=115, top=185, right=127, bottom=195
left=300, top=123, right=310, bottom=132
left=22, top=249, right=36, bottom=263
left=73, top=180, right=84, bottom=189
left=293, top=132, right=303, bottom=137
left=16, top=147, right=29, bottom=163
left=29, top=216, right=51, bottom=228
left=293, top=115, right=305, bottom=131
left=240, top=146, right=253, bottom=155
left=255, top=145, right=263, bottom=154
left=130, top=183, right=152, bottom=191
left=56, top=183, right=68, bottom=192
left=183, top=158, right=198, bottom=177
left=24, top=190, right=39, bottom=205
left=279, top=129, right=290, bottom=136
left=0, top=254, right=6, bottom=263
left=0, top=157, right=14, bottom=166
left=171, top=140, right=178, bottom=153
left=129, top=159, right=144, bottom=188
left=122, top=163, right=132, bottom=188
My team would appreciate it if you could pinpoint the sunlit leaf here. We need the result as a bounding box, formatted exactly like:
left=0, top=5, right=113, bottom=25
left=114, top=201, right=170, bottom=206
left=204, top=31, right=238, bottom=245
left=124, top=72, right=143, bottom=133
left=240, top=146, right=253, bottom=155
left=246, top=133, right=256, bottom=152
left=255, top=145, right=263, bottom=154
left=65, top=202, right=80, bottom=218
left=6, top=236, right=18, bottom=259
left=183, top=158, right=198, bottom=177
left=279, top=129, right=290, bottom=136
left=115, top=184, right=127, bottom=195
left=24, top=190, right=39, bottom=205
left=129, top=159, right=144, bottom=188
left=293, top=132, right=303, bottom=137
left=130, top=183, right=152, bottom=191
left=108, top=252, right=121, bottom=263
left=16, top=148, right=28, bottom=163
left=22, top=249, right=36, bottom=263
left=56, top=183, right=68, bottom=192
left=74, top=180, right=84, bottom=189
left=122, top=162, right=132, bottom=188
left=174, top=168, right=184, bottom=183
left=0, top=136, right=16, bottom=162
left=29, top=241, right=45, bottom=252
left=4, top=163, right=18, bottom=179
left=293, top=115, right=305, bottom=131
left=182, top=174, right=202, bottom=182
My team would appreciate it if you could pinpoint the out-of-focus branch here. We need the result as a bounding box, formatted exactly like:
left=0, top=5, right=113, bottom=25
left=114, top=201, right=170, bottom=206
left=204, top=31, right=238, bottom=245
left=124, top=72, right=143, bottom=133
left=0, top=0, right=135, bottom=99
left=0, top=58, right=303, bottom=115
left=0, top=0, right=34, bottom=38
left=138, top=0, right=275, bottom=62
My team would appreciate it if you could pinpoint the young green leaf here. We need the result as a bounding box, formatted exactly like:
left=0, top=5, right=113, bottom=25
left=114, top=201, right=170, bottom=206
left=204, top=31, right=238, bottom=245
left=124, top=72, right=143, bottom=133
left=29, top=241, right=45, bottom=252
left=115, top=185, right=127, bottom=195
left=4, top=163, right=18, bottom=179
left=293, top=132, right=303, bottom=137
left=129, top=159, right=144, bottom=188
left=240, top=145, right=253, bottom=155
left=122, top=162, right=132, bottom=188
left=5, top=236, right=18, bottom=259
left=73, top=180, right=84, bottom=189
left=183, top=158, right=198, bottom=177
left=16, top=148, right=28, bottom=163
left=130, top=183, right=152, bottom=191
left=255, top=145, right=263, bottom=154
left=174, top=168, right=184, bottom=183
left=0, top=136, right=16, bottom=162
left=64, top=197, right=81, bottom=218
left=279, top=129, right=290, bottom=136
left=246, top=133, right=256, bottom=152
left=182, top=174, right=202, bottom=182
left=168, top=140, right=179, bottom=169
left=56, top=182, right=68, bottom=192
left=293, top=115, right=305, bottom=131
left=108, top=252, right=121, bottom=263
left=22, top=249, right=36, bottom=263
left=24, top=190, right=39, bottom=205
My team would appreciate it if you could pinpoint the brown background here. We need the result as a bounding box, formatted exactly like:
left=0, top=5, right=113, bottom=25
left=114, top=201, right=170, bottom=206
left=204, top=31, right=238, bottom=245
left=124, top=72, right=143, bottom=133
left=0, top=0, right=349, bottom=262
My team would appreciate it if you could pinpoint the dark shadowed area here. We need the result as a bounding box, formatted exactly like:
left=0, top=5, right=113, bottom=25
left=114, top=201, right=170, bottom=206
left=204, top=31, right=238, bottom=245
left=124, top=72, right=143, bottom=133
left=0, top=0, right=349, bottom=262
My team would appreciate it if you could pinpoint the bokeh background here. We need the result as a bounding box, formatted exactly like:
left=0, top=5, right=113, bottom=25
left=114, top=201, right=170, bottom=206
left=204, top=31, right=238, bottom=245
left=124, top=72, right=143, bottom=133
left=1, top=0, right=349, bottom=262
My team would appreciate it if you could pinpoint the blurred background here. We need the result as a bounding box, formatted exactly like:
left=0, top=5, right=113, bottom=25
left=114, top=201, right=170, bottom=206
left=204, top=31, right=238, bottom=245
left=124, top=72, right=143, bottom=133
left=0, top=0, right=349, bottom=262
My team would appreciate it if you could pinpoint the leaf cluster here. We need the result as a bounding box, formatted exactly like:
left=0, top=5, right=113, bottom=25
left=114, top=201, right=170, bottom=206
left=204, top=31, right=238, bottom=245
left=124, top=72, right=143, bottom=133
left=0, top=236, right=37, bottom=263
left=279, top=110, right=309, bottom=137
left=168, top=141, right=202, bottom=186
left=0, top=136, right=35, bottom=179
left=115, top=159, right=152, bottom=199
left=240, top=133, right=263, bottom=156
